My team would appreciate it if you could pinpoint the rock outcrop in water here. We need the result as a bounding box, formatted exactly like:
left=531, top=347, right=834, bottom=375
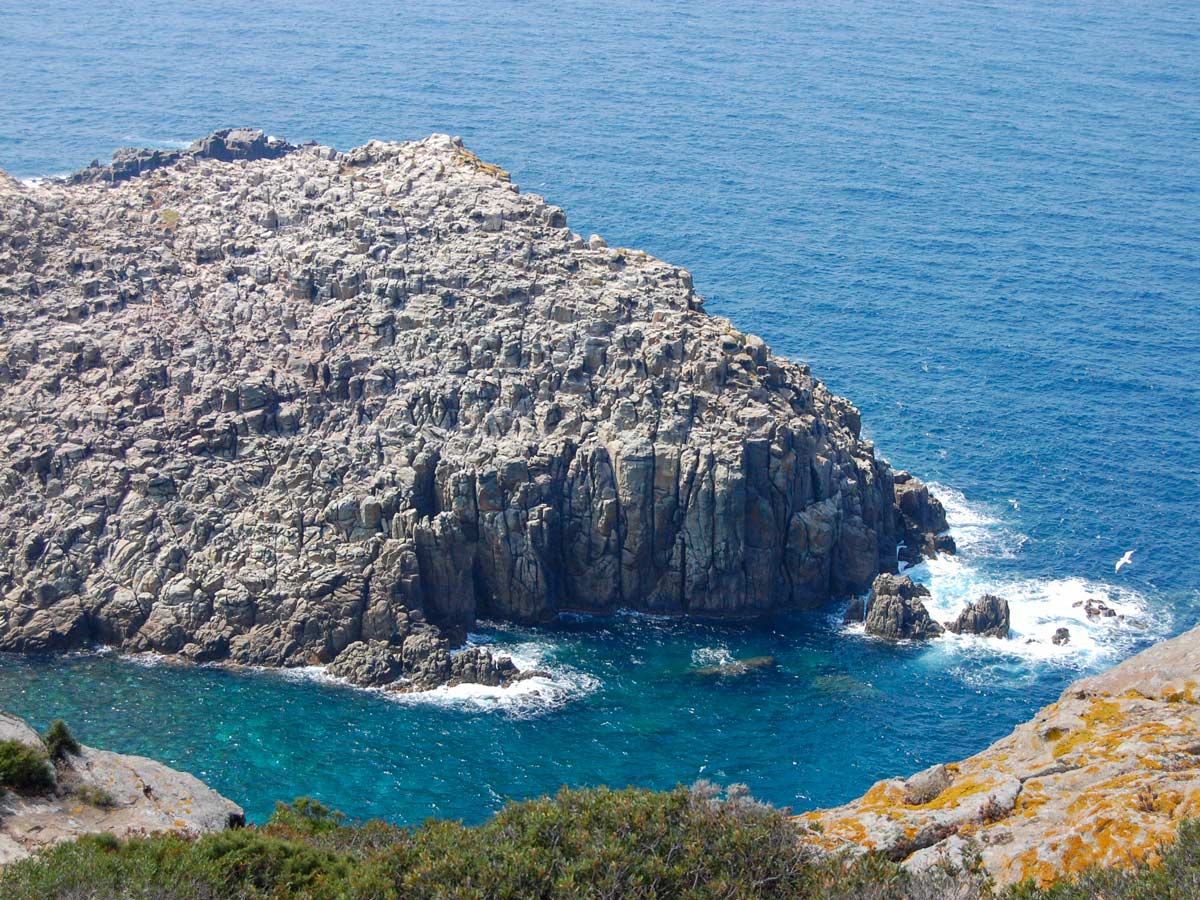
left=863, top=574, right=943, bottom=640
left=945, top=593, right=1010, bottom=638
left=0, top=130, right=950, bottom=689
left=0, top=712, right=242, bottom=865
left=798, top=622, right=1200, bottom=886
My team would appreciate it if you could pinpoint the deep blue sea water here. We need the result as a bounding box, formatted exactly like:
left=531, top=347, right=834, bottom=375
left=0, top=1, right=1198, bottom=825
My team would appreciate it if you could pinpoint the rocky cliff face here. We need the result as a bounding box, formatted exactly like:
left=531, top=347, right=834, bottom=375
left=0, top=130, right=948, bottom=688
left=798, top=623, right=1200, bottom=887
left=0, top=712, right=242, bottom=865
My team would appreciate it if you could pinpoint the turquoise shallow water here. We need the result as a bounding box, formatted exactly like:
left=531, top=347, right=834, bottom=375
left=0, top=0, right=1198, bottom=824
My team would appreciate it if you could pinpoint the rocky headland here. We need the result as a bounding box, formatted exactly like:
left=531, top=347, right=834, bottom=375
left=0, top=712, right=241, bottom=865
left=0, top=129, right=950, bottom=690
left=798, top=622, right=1200, bottom=887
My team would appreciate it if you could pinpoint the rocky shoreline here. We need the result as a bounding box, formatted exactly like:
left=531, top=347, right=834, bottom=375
left=0, top=712, right=242, bottom=865
left=798, top=621, right=1200, bottom=887
left=0, top=130, right=951, bottom=690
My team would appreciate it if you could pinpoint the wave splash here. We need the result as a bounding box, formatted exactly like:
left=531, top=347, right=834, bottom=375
left=268, top=637, right=598, bottom=718
left=853, top=482, right=1167, bottom=669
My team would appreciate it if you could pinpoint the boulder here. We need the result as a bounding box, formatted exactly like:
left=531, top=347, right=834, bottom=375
left=864, top=574, right=943, bottom=641
left=1051, top=627, right=1071, bottom=646
left=327, top=640, right=403, bottom=687
left=945, top=594, right=1010, bottom=638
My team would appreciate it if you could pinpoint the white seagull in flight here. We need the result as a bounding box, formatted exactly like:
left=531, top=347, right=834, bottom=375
left=1114, top=550, right=1135, bottom=573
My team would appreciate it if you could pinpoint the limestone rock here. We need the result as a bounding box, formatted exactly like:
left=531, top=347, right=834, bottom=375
left=864, top=574, right=943, bottom=640
left=945, top=594, right=1010, bottom=638
left=798, top=621, right=1200, bottom=887
left=0, top=711, right=242, bottom=866
left=0, top=131, right=950, bottom=689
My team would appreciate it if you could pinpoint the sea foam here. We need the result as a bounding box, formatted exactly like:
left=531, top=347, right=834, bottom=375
left=268, top=637, right=598, bottom=718
left=849, top=482, right=1166, bottom=670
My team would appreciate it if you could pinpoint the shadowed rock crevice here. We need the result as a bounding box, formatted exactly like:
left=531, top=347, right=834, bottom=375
left=0, top=131, right=952, bottom=689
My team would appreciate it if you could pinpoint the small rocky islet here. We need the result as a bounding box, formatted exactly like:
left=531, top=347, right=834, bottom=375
left=0, top=128, right=952, bottom=692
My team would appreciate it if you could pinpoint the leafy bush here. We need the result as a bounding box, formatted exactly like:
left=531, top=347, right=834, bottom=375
left=74, top=784, right=117, bottom=809
left=34, top=784, right=1200, bottom=899
left=0, top=739, right=54, bottom=793
left=42, top=719, right=81, bottom=761
left=0, top=784, right=994, bottom=899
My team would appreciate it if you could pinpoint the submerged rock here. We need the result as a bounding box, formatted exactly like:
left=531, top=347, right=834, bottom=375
left=0, top=131, right=951, bottom=688
left=945, top=594, right=1010, bottom=638
left=0, top=712, right=242, bottom=865
left=798, top=620, right=1200, bottom=887
left=693, top=655, right=777, bottom=677
left=864, top=574, right=943, bottom=641
left=1084, top=598, right=1118, bottom=621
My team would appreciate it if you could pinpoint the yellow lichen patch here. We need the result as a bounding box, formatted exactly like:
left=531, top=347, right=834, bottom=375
left=913, top=775, right=995, bottom=811
left=1164, top=683, right=1198, bottom=704
left=855, top=780, right=907, bottom=813
left=451, top=147, right=510, bottom=181
left=1014, top=847, right=1060, bottom=889
left=1015, top=786, right=1048, bottom=819
left=810, top=815, right=871, bottom=847
left=1042, top=726, right=1068, bottom=742
left=1062, top=815, right=1155, bottom=875
left=1084, top=699, right=1124, bottom=726
left=1051, top=726, right=1096, bottom=759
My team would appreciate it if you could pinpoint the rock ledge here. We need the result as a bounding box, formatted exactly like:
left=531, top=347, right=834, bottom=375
left=798, top=623, right=1200, bottom=886
left=0, top=712, right=242, bottom=865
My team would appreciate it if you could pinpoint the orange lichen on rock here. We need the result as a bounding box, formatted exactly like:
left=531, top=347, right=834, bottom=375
left=795, top=622, right=1200, bottom=888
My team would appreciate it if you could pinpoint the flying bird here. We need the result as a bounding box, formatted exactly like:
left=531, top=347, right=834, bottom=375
left=1115, top=550, right=1135, bottom=573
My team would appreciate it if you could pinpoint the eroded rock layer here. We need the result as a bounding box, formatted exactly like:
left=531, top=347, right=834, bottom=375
left=0, top=131, right=947, bottom=687
left=798, top=623, right=1200, bottom=887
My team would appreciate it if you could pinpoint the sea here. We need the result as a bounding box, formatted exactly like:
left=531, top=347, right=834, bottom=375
left=0, top=0, right=1197, bottom=825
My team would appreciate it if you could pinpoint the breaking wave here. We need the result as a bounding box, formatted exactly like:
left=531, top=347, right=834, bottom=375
left=849, top=482, right=1168, bottom=670
left=269, top=637, right=598, bottom=719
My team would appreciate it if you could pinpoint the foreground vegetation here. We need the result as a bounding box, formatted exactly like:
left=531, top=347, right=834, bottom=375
left=0, top=784, right=1195, bottom=899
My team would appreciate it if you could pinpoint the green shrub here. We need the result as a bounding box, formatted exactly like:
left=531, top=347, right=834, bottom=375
left=42, top=719, right=80, bottom=761
left=0, top=740, right=54, bottom=792
left=74, top=785, right=117, bottom=809
left=45, top=783, right=1200, bottom=899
